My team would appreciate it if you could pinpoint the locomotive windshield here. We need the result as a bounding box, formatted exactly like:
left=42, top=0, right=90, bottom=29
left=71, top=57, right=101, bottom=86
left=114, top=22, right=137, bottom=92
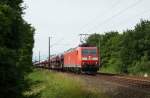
left=82, top=49, right=97, bottom=55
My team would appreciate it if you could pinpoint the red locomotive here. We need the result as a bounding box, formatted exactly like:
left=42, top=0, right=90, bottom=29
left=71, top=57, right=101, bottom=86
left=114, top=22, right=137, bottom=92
left=36, top=44, right=100, bottom=73
left=64, top=45, right=99, bottom=73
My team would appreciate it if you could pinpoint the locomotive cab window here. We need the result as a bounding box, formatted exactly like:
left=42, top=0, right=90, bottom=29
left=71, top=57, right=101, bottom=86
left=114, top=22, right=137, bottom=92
left=82, top=49, right=89, bottom=55
left=82, top=49, right=97, bottom=55
left=90, top=49, right=96, bottom=55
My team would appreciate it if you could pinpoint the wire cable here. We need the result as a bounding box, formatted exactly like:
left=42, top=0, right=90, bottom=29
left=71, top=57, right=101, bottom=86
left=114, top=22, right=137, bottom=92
left=78, top=0, right=122, bottom=33
left=85, top=0, right=143, bottom=33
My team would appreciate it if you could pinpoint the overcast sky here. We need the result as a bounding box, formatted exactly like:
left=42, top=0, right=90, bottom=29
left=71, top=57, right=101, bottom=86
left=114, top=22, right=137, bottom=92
left=23, top=0, right=150, bottom=60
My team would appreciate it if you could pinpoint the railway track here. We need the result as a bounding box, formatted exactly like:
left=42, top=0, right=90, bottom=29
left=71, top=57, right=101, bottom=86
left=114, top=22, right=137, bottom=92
left=38, top=68, right=150, bottom=92
left=60, top=70, right=150, bottom=90
left=96, top=73, right=150, bottom=91
left=60, top=70, right=150, bottom=91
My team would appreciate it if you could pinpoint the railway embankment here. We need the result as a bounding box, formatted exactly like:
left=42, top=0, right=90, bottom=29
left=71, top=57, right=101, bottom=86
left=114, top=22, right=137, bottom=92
left=24, top=69, right=108, bottom=98
left=24, top=69, right=150, bottom=98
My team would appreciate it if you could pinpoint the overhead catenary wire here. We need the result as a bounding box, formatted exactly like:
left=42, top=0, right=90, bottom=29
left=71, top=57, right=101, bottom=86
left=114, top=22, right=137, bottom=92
left=38, top=0, right=149, bottom=57
left=116, top=8, right=150, bottom=27
left=64, top=0, right=123, bottom=42
left=50, top=37, right=64, bottom=47
left=85, top=0, right=143, bottom=33
left=78, top=0, right=122, bottom=33
left=101, top=7, right=150, bottom=32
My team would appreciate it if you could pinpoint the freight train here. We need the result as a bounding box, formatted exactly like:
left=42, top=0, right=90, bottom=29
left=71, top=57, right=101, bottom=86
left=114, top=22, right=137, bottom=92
left=35, top=44, right=100, bottom=73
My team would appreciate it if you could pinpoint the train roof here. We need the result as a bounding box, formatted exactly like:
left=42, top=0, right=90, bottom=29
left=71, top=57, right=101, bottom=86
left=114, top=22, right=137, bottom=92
left=65, top=44, right=97, bottom=53
left=78, top=43, right=96, bottom=47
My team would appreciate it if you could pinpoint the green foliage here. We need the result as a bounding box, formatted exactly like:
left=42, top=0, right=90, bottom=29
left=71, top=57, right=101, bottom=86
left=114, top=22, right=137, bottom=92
left=86, top=20, right=150, bottom=75
left=24, top=69, right=107, bottom=98
left=0, top=0, right=34, bottom=97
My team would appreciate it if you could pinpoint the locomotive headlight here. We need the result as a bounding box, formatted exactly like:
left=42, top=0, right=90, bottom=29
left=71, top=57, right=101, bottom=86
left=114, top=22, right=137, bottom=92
left=92, top=57, right=98, bottom=60
left=82, top=57, right=87, bottom=60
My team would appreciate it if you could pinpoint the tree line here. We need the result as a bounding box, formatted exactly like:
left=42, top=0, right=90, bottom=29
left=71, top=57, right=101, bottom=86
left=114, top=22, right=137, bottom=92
left=86, top=20, right=150, bottom=75
left=0, top=0, right=34, bottom=97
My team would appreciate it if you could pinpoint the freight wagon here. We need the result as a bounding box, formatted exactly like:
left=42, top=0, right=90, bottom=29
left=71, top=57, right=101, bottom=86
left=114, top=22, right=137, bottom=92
left=36, top=45, right=100, bottom=73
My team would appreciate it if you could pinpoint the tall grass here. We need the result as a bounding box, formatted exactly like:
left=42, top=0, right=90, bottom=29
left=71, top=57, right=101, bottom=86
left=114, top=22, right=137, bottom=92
left=24, top=69, right=108, bottom=98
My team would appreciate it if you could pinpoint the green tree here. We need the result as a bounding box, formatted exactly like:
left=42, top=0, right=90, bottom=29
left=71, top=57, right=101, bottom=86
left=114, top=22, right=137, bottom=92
left=86, top=20, right=150, bottom=75
left=121, top=20, right=150, bottom=74
left=0, top=1, right=34, bottom=97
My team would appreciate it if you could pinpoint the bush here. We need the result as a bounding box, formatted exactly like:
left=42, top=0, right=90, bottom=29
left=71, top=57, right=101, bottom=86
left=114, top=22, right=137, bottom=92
left=86, top=20, right=150, bottom=75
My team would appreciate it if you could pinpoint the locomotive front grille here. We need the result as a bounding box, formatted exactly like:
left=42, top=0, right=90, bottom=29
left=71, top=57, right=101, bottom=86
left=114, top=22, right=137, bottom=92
left=81, top=64, right=99, bottom=72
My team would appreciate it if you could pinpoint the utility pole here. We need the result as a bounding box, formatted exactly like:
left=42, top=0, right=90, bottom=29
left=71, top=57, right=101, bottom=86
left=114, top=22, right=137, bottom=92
left=39, top=51, right=40, bottom=65
left=99, top=38, right=101, bottom=67
left=34, top=55, right=36, bottom=62
left=48, top=37, right=51, bottom=69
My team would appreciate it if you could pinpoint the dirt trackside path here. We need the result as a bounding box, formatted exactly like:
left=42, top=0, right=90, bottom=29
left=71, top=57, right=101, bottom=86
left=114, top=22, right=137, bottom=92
left=63, top=73, right=150, bottom=98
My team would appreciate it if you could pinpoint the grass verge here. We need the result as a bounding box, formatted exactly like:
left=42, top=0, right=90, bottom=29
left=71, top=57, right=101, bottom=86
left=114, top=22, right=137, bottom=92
left=24, top=69, right=108, bottom=98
